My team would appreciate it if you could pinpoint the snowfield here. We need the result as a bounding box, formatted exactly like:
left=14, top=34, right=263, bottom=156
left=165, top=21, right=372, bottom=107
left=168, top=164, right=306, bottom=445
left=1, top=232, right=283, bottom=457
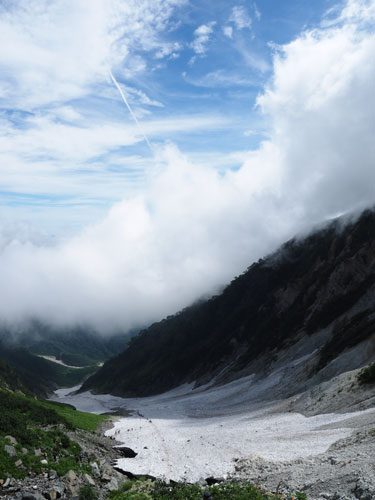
left=50, top=374, right=375, bottom=483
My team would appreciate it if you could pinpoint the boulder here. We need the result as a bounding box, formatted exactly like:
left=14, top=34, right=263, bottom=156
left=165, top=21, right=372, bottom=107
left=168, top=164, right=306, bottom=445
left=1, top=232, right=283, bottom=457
left=48, top=488, right=57, bottom=500
left=205, top=476, right=225, bottom=485
left=105, top=477, right=119, bottom=491
left=116, top=446, right=137, bottom=458
left=4, top=444, right=17, bottom=457
left=34, top=449, right=42, bottom=457
left=40, top=459, right=48, bottom=465
left=3, top=477, right=11, bottom=488
left=64, top=470, right=80, bottom=497
left=53, top=483, right=64, bottom=498
left=83, top=473, right=95, bottom=486
left=21, top=448, right=29, bottom=455
left=101, top=463, right=114, bottom=477
left=5, top=435, right=17, bottom=445
left=21, top=494, right=45, bottom=500
left=15, top=459, right=23, bottom=468
left=91, top=462, right=100, bottom=477
left=49, top=469, right=57, bottom=480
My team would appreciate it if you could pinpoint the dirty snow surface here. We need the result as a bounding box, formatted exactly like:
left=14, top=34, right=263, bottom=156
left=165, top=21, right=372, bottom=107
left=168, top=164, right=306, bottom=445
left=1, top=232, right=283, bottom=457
left=51, top=374, right=375, bottom=484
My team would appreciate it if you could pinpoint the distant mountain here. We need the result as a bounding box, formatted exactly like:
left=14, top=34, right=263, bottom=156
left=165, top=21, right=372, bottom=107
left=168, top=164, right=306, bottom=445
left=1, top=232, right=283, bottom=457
left=0, top=341, right=96, bottom=396
left=82, top=208, right=375, bottom=397
left=0, top=359, right=32, bottom=395
left=19, top=324, right=130, bottom=367
left=0, top=324, right=134, bottom=396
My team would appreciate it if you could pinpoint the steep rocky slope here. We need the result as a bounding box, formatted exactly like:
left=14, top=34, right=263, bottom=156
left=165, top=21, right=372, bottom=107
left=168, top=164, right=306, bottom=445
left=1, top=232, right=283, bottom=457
left=83, top=208, right=375, bottom=397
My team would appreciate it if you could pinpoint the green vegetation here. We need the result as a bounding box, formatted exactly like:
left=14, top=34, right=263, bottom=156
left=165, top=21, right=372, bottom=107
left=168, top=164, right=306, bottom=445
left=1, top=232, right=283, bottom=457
left=358, top=362, right=375, bottom=384
left=0, top=360, right=32, bottom=395
left=108, top=479, right=301, bottom=500
left=0, top=389, right=107, bottom=480
left=83, top=209, right=375, bottom=397
left=23, top=324, right=129, bottom=368
left=41, top=399, right=107, bottom=431
left=0, top=391, right=71, bottom=443
left=0, top=342, right=97, bottom=396
left=79, top=484, right=99, bottom=499
left=0, top=324, right=131, bottom=395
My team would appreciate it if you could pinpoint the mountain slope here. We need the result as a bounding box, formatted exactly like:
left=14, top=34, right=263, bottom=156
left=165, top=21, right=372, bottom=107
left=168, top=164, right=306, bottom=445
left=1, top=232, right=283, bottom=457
left=0, top=324, right=133, bottom=395
left=82, top=208, right=375, bottom=397
left=0, top=341, right=98, bottom=396
left=5, top=324, right=129, bottom=367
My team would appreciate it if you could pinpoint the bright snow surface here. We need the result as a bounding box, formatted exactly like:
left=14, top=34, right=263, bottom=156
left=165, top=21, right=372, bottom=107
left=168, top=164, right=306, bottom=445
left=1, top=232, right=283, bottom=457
left=50, top=376, right=375, bottom=482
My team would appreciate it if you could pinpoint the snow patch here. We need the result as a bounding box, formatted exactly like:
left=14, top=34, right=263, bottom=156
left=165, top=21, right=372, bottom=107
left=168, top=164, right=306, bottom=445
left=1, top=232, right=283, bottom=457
left=50, top=375, right=375, bottom=482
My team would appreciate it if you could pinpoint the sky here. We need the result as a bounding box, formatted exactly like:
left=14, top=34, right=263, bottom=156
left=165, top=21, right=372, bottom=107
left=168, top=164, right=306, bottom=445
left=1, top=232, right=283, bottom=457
left=0, top=0, right=374, bottom=333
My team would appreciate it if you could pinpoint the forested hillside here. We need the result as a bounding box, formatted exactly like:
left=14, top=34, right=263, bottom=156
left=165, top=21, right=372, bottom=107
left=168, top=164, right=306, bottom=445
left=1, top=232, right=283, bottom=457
left=82, top=208, right=375, bottom=397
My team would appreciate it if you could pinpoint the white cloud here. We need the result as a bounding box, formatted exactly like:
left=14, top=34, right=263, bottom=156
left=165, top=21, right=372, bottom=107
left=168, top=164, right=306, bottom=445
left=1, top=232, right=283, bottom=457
left=155, top=42, right=182, bottom=59
left=0, top=0, right=185, bottom=110
left=0, top=111, right=229, bottom=203
left=0, top=0, right=374, bottom=333
left=253, top=2, right=261, bottom=21
left=190, top=22, right=216, bottom=55
left=322, top=0, right=375, bottom=26
left=223, top=26, right=233, bottom=39
left=183, top=69, right=258, bottom=88
left=229, top=6, right=252, bottom=31
left=236, top=44, right=270, bottom=73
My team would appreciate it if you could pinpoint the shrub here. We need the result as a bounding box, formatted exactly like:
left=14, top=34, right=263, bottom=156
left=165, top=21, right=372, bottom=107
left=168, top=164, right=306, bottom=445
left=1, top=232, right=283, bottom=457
left=296, top=493, right=307, bottom=500
left=108, top=479, right=284, bottom=500
left=79, top=485, right=98, bottom=500
left=358, top=362, right=375, bottom=384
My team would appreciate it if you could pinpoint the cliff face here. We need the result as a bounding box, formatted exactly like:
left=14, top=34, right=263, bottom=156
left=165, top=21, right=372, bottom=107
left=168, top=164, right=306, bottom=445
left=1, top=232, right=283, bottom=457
left=82, top=208, right=375, bottom=397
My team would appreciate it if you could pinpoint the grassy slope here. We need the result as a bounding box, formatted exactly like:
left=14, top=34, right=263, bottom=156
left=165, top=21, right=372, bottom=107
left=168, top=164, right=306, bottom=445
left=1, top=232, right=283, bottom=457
left=41, top=399, right=107, bottom=431
left=0, top=388, right=107, bottom=480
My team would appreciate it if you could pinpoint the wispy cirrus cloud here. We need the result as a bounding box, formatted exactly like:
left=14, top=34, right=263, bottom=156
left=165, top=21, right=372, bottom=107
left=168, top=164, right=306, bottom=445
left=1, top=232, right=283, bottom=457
left=183, top=69, right=259, bottom=88
left=0, top=0, right=186, bottom=110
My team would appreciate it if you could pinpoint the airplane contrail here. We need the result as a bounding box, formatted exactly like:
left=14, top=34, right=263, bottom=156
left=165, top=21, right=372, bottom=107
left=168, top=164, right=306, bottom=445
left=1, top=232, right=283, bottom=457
left=109, top=70, right=153, bottom=153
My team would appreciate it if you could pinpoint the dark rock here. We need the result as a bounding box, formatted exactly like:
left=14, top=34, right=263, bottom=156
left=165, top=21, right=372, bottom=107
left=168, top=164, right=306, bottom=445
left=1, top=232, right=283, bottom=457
left=116, top=446, right=138, bottom=458
left=20, top=494, right=45, bottom=500
left=205, top=476, right=225, bottom=485
left=113, top=467, right=155, bottom=481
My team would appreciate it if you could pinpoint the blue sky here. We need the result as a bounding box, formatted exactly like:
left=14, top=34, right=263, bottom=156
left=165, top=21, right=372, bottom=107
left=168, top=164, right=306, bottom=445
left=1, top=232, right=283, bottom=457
left=0, top=0, right=374, bottom=330
left=0, top=0, right=334, bottom=235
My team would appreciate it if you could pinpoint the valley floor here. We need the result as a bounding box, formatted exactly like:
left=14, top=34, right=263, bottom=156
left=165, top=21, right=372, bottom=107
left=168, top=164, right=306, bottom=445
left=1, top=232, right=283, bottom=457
left=50, top=369, right=375, bottom=500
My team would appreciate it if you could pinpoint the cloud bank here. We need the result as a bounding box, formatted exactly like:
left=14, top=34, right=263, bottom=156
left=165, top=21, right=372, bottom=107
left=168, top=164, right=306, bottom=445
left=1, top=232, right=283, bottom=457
left=0, top=0, right=374, bottom=333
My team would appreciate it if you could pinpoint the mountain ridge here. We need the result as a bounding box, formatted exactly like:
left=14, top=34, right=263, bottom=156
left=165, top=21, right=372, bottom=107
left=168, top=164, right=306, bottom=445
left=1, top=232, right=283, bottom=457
left=82, top=207, right=375, bottom=397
